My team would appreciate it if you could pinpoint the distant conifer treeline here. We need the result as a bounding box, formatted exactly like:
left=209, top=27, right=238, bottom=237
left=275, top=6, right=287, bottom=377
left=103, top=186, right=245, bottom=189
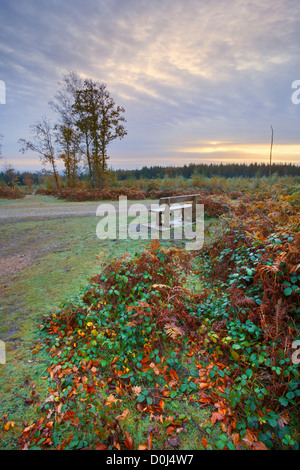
left=115, top=162, right=300, bottom=180
left=1, top=162, right=299, bottom=188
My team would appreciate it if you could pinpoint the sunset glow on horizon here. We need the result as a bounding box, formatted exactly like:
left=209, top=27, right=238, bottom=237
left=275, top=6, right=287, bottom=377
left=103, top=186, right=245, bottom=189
left=175, top=143, right=300, bottom=164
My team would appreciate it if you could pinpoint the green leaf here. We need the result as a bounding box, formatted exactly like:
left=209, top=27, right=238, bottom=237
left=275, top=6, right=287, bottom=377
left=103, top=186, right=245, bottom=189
left=268, top=418, right=277, bottom=428
left=231, top=349, right=240, bottom=361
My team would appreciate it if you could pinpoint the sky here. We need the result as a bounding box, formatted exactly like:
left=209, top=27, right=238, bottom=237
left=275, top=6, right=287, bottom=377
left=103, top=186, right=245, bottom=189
left=0, top=0, right=300, bottom=172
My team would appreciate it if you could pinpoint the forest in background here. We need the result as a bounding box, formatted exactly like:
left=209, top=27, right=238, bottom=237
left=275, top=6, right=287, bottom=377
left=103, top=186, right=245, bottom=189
left=1, top=162, right=300, bottom=201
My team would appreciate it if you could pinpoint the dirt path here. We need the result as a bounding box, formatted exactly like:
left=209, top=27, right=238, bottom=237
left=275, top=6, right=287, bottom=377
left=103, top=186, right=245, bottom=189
left=0, top=202, right=102, bottom=221
left=0, top=195, right=153, bottom=221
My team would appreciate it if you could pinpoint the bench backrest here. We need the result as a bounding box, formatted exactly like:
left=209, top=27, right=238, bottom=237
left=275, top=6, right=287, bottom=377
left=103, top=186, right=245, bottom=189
left=159, top=194, right=202, bottom=205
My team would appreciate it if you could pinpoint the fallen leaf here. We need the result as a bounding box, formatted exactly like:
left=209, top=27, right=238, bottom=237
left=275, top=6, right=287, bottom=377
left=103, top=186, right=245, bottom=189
left=169, top=369, right=179, bottom=381
left=211, top=412, right=223, bottom=424
left=169, top=436, right=180, bottom=448
left=117, top=409, right=129, bottom=421
left=4, top=421, right=15, bottom=431
left=124, top=431, right=134, bottom=450
left=167, top=426, right=176, bottom=435
left=95, top=443, right=109, bottom=450
left=201, top=438, right=208, bottom=448
left=147, top=432, right=153, bottom=450
left=199, top=382, right=210, bottom=390
left=253, top=441, right=268, bottom=450
left=132, top=386, right=142, bottom=396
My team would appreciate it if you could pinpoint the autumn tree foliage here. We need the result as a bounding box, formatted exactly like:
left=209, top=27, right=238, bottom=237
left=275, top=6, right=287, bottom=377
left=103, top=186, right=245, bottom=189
left=18, top=72, right=127, bottom=189
left=49, top=72, right=127, bottom=187
left=72, top=78, right=127, bottom=186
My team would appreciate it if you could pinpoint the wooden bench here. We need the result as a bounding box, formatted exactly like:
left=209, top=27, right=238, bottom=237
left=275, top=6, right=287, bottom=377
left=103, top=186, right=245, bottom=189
left=149, top=193, right=202, bottom=229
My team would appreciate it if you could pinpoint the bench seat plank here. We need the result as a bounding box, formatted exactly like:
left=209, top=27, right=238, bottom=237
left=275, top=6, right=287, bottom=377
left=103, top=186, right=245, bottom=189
left=150, top=203, right=192, bottom=213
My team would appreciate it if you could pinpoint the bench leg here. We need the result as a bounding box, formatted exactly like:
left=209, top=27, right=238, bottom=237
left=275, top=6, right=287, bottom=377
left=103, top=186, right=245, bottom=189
left=157, top=211, right=162, bottom=228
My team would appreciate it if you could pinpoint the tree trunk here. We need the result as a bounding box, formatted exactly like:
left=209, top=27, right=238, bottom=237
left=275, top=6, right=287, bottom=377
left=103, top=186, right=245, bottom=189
left=85, top=133, right=94, bottom=188
left=52, top=159, right=60, bottom=189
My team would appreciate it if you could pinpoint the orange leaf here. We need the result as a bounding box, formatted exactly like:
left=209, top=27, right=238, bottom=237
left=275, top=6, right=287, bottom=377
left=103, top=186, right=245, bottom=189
left=138, top=445, right=147, bottom=450
left=232, top=433, right=240, bottom=445
left=124, top=431, right=134, bottom=450
left=117, top=409, right=129, bottom=421
left=253, top=441, right=268, bottom=450
left=95, top=443, right=109, bottom=450
left=136, top=403, right=144, bottom=413
left=165, top=416, right=174, bottom=422
left=169, top=369, right=179, bottom=381
left=245, top=429, right=257, bottom=443
left=167, top=426, right=175, bottom=435
left=147, top=432, right=153, bottom=450
left=211, top=412, right=223, bottom=424
left=201, top=438, right=208, bottom=448
left=199, top=382, right=210, bottom=390
left=4, top=421, right=15, bottom=431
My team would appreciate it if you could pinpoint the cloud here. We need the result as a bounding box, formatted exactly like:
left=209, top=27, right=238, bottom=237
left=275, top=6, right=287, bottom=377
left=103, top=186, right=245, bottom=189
left=0, top=0, right=300, bottom=171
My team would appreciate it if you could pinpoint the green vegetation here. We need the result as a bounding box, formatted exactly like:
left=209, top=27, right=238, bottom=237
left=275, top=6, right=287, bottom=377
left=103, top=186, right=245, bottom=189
left=0, top=180, right=299, bottom=450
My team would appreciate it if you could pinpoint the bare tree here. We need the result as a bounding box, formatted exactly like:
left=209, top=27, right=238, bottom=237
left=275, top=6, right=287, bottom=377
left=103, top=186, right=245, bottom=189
left=18, top=116, right=60, bottom=188
left=49, top=71, right=83, bottom=127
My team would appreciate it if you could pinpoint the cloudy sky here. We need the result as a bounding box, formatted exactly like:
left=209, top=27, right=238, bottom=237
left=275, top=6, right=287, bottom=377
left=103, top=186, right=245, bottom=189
left=0, top=0, right=300, bottom=172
